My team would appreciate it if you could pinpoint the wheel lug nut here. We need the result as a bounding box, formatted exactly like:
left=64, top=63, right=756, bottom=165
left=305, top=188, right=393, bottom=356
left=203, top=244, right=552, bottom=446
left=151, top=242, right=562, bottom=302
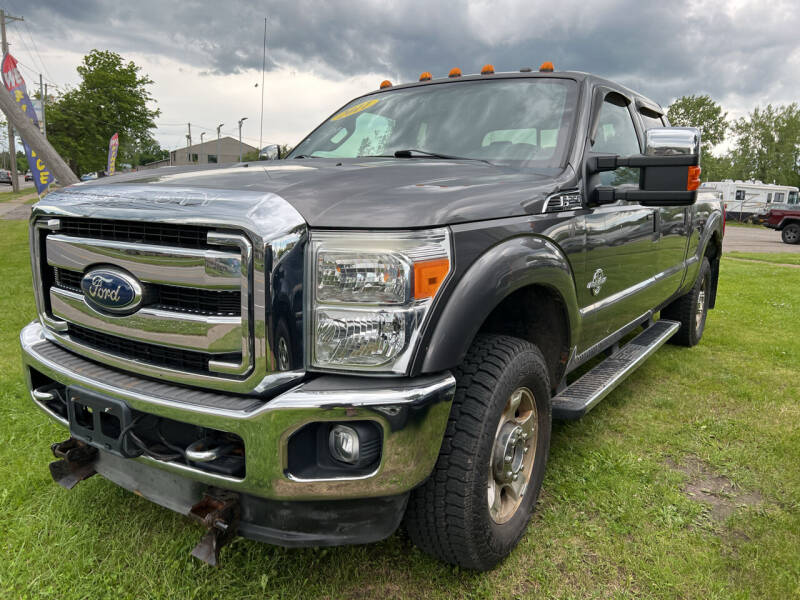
left=513, top=473, right=519, bottom=481
left=505, top=454, right=512, bottom=462
left=506, top=470, right=512, bottom=478
left=523, top=446, right=529, bottom=453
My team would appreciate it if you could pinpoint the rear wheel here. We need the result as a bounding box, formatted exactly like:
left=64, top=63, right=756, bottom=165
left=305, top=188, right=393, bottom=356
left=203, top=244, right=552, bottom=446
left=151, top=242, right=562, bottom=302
left=404, top=334, right=551, bottom=570
left=662, top=257, right=710, bottom=347
left=781, top=223, right=800, bottom=244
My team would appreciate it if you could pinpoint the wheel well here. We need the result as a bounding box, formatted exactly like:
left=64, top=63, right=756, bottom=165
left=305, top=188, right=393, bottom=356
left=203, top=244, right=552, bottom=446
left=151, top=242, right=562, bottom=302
left=781, top=218, right=800, bottom=229
left=478, top=285, right=570, bottom=392
left=704, top=231, right=722, bottom=308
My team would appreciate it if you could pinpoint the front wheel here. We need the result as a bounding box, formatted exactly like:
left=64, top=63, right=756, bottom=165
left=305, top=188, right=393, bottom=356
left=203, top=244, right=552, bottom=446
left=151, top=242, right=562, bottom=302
left=404, top=334, right=551, bottom=570
left=662, top=257, right=711, bottom=347
left=782, top=223, right=800, bottom=244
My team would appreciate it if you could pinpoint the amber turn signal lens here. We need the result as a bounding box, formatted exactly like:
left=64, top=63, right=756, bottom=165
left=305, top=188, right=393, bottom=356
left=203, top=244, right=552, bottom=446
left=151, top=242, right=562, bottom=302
left=481, top=64, right=495, bottom=75
left=539, top=61, right=554, bottom=72
left=413, top=258, right=450, bottom=299
left=687, top=166, right=701, bottom=191
left=448, top=67, right=462, bottom=78
left=419, top=71, right=432, bottom=81
left=380, top=80, right=392, bottom=89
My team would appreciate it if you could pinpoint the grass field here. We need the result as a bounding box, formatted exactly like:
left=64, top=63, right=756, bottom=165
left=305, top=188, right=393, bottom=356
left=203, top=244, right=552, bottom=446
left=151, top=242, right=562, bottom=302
left=728, top=252, right=800, bottom=266
left=1, top=219, right=798, bottom=599
left=0, top=189, right=36, bottom=203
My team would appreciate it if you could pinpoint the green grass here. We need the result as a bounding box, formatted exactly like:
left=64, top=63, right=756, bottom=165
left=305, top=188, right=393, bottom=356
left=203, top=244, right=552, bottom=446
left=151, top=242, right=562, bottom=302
left=0, top=189, right=37, bottom=203
left=728, top=252, right=800, bottom=266
left=1, top=219, right=798, bottom=599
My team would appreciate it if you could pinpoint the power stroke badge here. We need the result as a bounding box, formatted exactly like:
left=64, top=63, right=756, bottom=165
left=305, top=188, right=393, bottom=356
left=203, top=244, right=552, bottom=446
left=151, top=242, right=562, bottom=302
left=80, top=268, right=143, bottom=314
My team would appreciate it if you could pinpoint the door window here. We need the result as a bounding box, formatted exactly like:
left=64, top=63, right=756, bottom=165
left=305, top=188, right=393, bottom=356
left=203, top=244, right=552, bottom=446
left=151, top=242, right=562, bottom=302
left=639, top=110, right=665, bottom=131
left=775, top=192, right=784, bottom=203
left=593, top=97, right=641, bottom=186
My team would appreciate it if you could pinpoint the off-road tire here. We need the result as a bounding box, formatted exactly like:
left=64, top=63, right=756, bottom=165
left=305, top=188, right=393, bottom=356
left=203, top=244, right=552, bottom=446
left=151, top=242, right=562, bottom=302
left=662, top=257, right=711, bottom=347
left=404, top=334, right=551, bottom=570
left=781, top=223, right=800, bottom=244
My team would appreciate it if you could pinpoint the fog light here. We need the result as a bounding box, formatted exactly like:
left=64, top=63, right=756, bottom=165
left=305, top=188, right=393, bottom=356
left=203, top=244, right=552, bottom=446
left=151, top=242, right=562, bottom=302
left=329, top=425, right=360, bottom=464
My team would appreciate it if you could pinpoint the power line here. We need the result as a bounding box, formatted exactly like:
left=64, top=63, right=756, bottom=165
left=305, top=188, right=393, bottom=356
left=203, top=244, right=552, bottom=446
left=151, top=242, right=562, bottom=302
left=23, top=21, right=55, bottom=84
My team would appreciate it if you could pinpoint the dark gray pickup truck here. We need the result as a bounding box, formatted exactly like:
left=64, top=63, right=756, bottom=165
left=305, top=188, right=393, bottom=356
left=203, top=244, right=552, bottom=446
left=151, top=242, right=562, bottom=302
left=20, top=65, right=723, bottom=570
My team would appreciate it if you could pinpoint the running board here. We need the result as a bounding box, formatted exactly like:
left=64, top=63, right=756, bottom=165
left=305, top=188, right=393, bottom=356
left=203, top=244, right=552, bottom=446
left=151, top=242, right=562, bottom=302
left=552, top=319, right=680, bottom=420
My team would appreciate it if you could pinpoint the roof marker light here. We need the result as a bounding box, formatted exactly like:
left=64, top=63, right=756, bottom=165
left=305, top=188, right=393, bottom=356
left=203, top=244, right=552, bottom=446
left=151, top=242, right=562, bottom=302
left=481, top=64, right=495, bottom=75
left=539, top=61, right=554, bottom=72
left=448, top=67, right=462, bottom=78
left=380, top=80, right=392, bottom=89
left=419, top=71, right=432, bottom=81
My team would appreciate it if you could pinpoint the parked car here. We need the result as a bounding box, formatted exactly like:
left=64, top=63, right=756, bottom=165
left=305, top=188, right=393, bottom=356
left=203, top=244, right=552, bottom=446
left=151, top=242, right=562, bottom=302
left=765, top=207, right=800, bottom=244
left=0, top=169, right=12, bottom=185
left=24, top=170, right=33, bottom=182
left=20, top=64, right=724, bottom=570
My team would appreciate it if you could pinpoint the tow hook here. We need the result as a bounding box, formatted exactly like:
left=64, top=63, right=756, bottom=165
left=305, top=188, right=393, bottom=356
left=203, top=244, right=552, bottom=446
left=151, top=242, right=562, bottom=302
left=189, top=489, right=240, bottom=567
left=49, top=437, right=98, bottom=489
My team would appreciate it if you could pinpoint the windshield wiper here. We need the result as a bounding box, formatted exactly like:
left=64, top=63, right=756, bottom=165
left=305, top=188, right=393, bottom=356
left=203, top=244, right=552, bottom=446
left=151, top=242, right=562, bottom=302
left=392, top=149, right=493, bottom=165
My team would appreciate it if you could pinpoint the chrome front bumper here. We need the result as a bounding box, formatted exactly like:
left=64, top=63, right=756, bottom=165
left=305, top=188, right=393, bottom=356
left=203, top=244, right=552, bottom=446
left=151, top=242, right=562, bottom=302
left=20, top=321, right=455, bottom=502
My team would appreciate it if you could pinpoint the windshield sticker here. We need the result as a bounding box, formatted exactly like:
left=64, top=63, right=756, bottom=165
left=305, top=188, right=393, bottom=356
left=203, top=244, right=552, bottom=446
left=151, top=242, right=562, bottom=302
left=331, top=99, right=379, bottom=121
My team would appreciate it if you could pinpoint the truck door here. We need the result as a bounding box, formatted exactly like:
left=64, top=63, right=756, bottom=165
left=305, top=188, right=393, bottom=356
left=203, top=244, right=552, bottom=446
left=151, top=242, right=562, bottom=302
left=638, top=108, right=688, bottom=296
left=579, top=93, right=661, bottom=346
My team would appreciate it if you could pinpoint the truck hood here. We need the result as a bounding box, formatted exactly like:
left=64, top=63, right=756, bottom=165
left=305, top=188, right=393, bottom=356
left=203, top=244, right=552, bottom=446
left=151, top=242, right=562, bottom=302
left=72, top=158, right=563, bottom=228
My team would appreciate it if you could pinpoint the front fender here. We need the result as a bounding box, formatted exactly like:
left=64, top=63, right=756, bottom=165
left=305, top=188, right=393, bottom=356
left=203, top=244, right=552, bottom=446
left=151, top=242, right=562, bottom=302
left=420, top=235, right=580, bottom=373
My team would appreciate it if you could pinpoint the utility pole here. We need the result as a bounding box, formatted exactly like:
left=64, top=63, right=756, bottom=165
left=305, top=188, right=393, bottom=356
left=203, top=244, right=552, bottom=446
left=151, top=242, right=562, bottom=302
left=42, top=83, right=47, bottom=138
left=199, top=132, right=205, bottom=164
left=238, top=117, right=247, bottom=162
left=1, top=9, right=24, bottom=191
left=0, top=83, right=78, bottom=185
left=216, top=123, right=223, bottom=166
left=38, top=73, right=46, bottom=138
left=259, top=17, right=267, bottom=153
left=187, top=123, right=192, bottom=163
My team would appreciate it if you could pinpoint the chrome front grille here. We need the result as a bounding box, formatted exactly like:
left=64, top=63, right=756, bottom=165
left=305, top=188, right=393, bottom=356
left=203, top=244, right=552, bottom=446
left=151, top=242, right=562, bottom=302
left=32, top=217, right=256, bottom=390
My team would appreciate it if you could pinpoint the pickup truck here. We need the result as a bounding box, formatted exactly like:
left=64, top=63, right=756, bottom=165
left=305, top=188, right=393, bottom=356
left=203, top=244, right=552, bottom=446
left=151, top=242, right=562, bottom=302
left=764, top=207, right=800, bottom=244
left=20, top=64, right=724, bottom=570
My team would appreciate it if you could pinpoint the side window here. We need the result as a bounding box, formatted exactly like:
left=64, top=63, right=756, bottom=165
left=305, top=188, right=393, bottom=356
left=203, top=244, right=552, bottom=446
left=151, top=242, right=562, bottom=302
left=767, top=193, right=773, bottom=203
left=775, top=192, right=784, bottom=203
left=592, top=97, right=641, bottom=186
left=639, top=110, right=665, bottom=131
left=735, top=190, right=746, bottom=201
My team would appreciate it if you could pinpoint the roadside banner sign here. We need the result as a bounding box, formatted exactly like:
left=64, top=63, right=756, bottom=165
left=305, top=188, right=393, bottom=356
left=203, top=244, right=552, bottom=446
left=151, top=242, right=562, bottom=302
left=107, top=132, right=119, bottom=176
left=1, top=52, right=53, bottom=195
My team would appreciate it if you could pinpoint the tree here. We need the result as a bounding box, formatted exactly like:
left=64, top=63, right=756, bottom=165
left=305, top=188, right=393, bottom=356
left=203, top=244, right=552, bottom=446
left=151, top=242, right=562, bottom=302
left=728, top=104, right=800, bottom=187
left=46, top=50, right=160, bottom=175
left=667, top=95, right=728, bottom=155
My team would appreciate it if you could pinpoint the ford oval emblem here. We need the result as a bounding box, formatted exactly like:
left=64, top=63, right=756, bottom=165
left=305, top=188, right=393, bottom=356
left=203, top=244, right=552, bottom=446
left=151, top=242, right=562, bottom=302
left=80, top=268, right=143, bottom=314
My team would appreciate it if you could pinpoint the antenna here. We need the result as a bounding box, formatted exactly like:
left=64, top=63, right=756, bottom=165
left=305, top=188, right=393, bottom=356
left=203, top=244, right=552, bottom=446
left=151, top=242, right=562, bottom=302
left=259, top=17, right=267, bottom=153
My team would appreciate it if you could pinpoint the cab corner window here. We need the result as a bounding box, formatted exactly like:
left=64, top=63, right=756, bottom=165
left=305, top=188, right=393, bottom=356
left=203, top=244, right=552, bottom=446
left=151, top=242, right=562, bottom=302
left=592, top=96, right=641, bottom=187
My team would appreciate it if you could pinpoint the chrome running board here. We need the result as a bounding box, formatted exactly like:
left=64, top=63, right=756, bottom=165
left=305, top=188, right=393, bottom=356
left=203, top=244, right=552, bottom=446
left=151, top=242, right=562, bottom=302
left=552, top=319, right=680, bottom=420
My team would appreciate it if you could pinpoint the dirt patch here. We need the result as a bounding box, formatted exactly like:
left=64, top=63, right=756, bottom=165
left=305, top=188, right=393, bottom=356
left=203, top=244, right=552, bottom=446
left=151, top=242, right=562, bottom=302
left=666, top=456, right=763, bottom=522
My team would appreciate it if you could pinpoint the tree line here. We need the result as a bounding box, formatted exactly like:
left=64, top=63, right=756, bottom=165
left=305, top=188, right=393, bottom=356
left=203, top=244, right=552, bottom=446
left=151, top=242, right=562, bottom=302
left=667, top=95, right=800, bottom=186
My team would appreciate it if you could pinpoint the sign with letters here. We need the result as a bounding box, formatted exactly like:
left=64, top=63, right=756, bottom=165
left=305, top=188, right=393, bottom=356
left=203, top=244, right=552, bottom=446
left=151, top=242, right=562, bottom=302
left=1, top=52, right=54, bottom=195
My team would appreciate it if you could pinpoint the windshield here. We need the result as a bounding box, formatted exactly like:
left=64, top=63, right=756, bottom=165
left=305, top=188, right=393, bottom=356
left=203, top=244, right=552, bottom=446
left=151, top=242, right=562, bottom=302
left=289, top=78, right=578, bottom=167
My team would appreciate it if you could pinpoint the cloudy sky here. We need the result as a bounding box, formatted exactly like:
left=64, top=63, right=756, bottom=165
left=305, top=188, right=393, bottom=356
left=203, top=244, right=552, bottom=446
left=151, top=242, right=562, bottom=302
left=4, top=0, right=799, bottom=154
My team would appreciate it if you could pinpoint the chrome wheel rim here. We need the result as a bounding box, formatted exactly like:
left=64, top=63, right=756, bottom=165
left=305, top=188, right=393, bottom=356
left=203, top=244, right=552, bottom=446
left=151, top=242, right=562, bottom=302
left=695, top=282, right=706, bottom=330
left=277, top=337, right=290, bottom=371
left=488, top=387, right=538, bottom=524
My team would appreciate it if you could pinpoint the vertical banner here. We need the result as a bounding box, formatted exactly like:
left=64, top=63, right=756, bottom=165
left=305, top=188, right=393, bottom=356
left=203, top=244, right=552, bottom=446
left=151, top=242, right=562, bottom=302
left=1, top=52, right=53, bottom=195
left=107, top=132, right=119, bottom=176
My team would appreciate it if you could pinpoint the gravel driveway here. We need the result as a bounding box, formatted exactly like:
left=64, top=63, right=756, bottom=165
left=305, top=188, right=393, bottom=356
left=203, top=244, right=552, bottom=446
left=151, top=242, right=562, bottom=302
left=722, top=225, right=800, bottom=253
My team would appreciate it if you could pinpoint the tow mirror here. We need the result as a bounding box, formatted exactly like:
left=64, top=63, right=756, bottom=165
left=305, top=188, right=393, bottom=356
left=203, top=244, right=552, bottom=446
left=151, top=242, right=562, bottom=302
left=588, top=127, right=701, bottom=206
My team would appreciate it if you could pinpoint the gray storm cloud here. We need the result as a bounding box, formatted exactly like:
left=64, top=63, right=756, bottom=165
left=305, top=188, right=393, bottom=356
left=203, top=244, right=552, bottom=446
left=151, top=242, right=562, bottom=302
left=6, top=0, right=800, bottom=109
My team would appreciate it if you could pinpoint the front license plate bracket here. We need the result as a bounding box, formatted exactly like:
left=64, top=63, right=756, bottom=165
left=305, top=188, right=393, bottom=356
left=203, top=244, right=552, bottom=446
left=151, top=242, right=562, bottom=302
left=66, top=386, right=142, bottom=458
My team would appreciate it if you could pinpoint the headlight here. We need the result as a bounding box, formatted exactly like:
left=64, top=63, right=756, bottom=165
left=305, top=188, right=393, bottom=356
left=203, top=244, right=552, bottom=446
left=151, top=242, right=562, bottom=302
left=310, top=229, right=451, bottom=373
